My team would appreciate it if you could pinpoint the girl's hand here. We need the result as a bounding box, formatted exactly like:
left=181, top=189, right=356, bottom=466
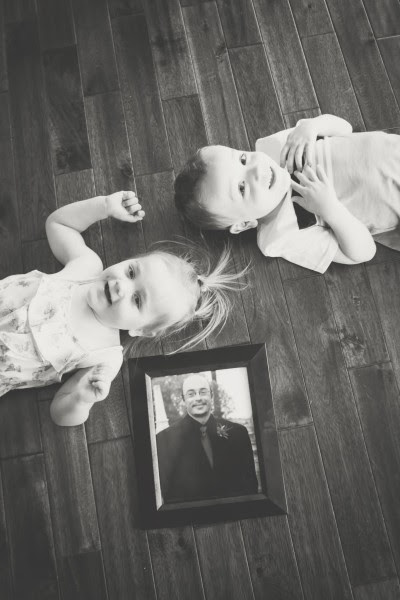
left=105, top=191, right=145, bottom=223
left=280, top=119, right=318, bottom=173
left=80, top=364, right=114, bottom=403
left=291, top=164, right=340, bottom=221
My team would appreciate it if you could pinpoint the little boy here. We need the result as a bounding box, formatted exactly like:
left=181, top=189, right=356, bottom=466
left=174, top=114, right=400, bottom=272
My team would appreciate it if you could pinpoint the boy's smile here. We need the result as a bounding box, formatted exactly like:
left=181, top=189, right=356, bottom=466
left=199, top=145, right=291, bottom=230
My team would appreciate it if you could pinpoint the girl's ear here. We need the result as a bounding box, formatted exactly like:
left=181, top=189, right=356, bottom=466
left=229, top=220, right=258, bottom=234
left=128, top=329, right=157, bottom=338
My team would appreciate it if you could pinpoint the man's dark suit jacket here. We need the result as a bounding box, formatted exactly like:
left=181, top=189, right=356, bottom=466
left=156, top=414, right=258, bottom=503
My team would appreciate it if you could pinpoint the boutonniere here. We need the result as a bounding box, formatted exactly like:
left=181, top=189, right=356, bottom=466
left=216, top=423, right=232, bottom=439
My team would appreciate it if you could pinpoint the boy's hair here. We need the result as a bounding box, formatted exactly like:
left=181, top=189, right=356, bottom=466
left=174, top=148, right=231, bottom=230
left=123, top=241, right=247, bottom=355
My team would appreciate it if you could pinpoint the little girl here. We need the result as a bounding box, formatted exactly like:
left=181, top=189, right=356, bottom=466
left=0, top=191, right=238, bottom=426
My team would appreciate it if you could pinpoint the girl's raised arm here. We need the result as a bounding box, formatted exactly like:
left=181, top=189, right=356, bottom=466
left=45, top=191, right=144, bottom=278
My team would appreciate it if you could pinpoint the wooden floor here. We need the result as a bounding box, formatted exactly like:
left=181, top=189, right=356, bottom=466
left=1, top=0, right=400, bottom=598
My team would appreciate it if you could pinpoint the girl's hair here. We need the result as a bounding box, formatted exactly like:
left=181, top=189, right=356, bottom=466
left=174, top=148, right=230, bottom=230
left=123, top=241, right=247, bottom=355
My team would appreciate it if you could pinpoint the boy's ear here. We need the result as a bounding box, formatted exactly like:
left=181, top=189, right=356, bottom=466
left=128, top=329, right=157, bottom=338
left=229, top=220, right=258, bottom=234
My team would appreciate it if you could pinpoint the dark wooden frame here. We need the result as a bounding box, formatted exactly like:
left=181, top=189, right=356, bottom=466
left=128, top=344, right=287, bottom=528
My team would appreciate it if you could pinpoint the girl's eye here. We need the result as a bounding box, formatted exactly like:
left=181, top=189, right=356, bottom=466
left=134, top=293, right=141, bottom=309
left=239, top=181, right=246, bottom=197
left=240, top=153, right=247, bottom=165
left=128, top=264, right=135, bottom=279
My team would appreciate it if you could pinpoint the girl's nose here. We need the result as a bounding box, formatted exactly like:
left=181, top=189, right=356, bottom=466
left=113, top=278, right=131, bottom=300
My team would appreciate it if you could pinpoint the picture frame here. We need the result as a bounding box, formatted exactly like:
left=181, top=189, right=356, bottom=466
left=128, top=343, right=287, bottom=528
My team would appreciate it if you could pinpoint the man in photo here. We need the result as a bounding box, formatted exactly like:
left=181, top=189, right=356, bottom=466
left=156, top=373, right=258, bottom=503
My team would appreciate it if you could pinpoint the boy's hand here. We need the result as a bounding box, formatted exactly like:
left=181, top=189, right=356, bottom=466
left=79, top=364, right=114, bottom=403
left=280, top=119, right=318, bottom=173
left=105, top=191, right=145, bottom=223
left=291, top=164, right=340, bottom=221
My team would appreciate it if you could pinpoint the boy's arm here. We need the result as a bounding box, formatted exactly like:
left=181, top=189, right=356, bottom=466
left=46, top=191, right=144, bottom=277
left=50, top=362, right=121, bottom=426
left=281, top=114, right=352, bottom=173
left=292, top=165, right=376, bottom=264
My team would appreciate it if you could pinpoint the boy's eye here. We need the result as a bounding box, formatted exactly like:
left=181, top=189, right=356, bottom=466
left=239, top=181, right=246, bottom=197
left=128, top=264, right=135, bottom=279
left=240, top=153, right=247, bottom=165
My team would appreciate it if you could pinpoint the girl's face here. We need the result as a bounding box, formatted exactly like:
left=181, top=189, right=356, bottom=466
left=86, top=255, right=192, bottom=337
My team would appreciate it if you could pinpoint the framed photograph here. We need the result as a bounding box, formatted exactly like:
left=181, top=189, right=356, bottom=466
left=128, top=344, right=287, bottom=527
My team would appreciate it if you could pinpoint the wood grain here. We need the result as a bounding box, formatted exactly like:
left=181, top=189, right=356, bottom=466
left=284, top=275, right=395, bottom=584
left=113, top=14, right=172, bottom=176
left=324, top=263, right=389, bottom=368
left=350, top=364, right=400, bottom=574
left=89, top=438, right=156, bottom=600
left=42, top=46, right=91, bottom=174
left=3, top=0, right=36, bottom=24
left=353, top=578, right=400, bottom=600
left=6, top=18, right=55, bottom=241
left=302, top=33, right=365, bottom=132
left=289, top=0, right=333, bottom=37
left=241, top=516, right=304, bottom=599
left=284, top=108, right=321, bottom=128
left=378, top=36, right=400, bottom=108
left=252, top=0, right=317, bottom=114
left=229, top=44, right=284, bottom=149
left=37, top=0, right=75, bottom=50
left=324, top=0, right=400, bottom=129
left=2, top=454, right=59, bottom=599
left=38, top=401, right=101, bottom=557
left=108, top=0, right=143, bottom=19
left=147, top=528, right=205, bottom=600
left=0, top=389, right=42, bottom=458
left=144, top=0, right=197, bottom=99
left=0, top=471, right=12, bottom=599
left=216, top=0, right=260, bottom=48
left=195, top=522, right=254, bottom=600
left=279, top=425, right=352, bottom=600
left=58, top=551, right=108, bottom=600
left=361, top=0, right=400, bottom=37
left=0, top=3, right=8, bottom=91
left=71, top=0, right=119, bottom=95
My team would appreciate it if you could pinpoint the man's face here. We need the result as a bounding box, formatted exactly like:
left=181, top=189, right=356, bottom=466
left=182, top=374, right=213, bottom=418
left=199, top=145, right=291, bottom=229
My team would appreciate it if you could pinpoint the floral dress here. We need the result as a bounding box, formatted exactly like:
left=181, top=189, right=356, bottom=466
left=0, top=270, right=122, bottom=397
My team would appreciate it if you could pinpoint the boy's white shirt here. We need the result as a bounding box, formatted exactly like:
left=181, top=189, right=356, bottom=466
left=255, top=128, right=400, bottom=272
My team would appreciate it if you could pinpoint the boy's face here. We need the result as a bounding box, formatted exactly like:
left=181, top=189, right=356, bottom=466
left=199, top=145, right=291, bottom=232
left=86, top=255, right=190, bottom=337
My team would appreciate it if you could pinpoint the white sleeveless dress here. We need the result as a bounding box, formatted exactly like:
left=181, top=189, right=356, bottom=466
left=0, top=270, right=123, bottom=397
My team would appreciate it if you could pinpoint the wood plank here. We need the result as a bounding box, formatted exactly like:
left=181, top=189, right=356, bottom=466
left=42, top=46, right=91, bottom=175
left=288, top=0, right=333, bottom=37
left=0, top=3, right=8, bottom=91
left=0, top=93, right=22, bottom=278
left=0, top=471, right=12, bottom=599
left=59, top=551, right=108, bottom=600
left=183, top=1, right=250, bottom=148
left=350, top=364, right=400, bottom=574
left=353, top=579, right=400, bottom=600
left=6, top=18, right=55, bottom=241
left=279, top=426, right=352, bottom=600
left=71, top=0, right=119, bottom=95
left=229, top=44, right=284, bottom=149
left=362, top=0, right=400, bottom=37
left=284, top=109, right=321, bottom=128
left=112, top=14, right=172, bottom=175
left=324, top=263, right=389, bottom=368
left=301, top=33, right=365, bottom=132
left=144, top=0, right=197, bottom=99
left=241, top=516, right=304, bottom=599
left=108, top=0, right=143, bottom=19
left=252, top=0, right=317, bottom=114
left=378, top=36, right=400, bottom=109
left=324, top=0, right=400, bottom=129
left=147, top=528, right=205, bottom=600
left=38, top=400, right=101, bottom=556
left=284, top=275, right=395, bottom=584
left=0, top=389, right=42, bottom=458
left=37, top=0, right=75, bottom=50
left=22, top=239, right=59, bottom=273
left=2, top=454, right=59, bottom=599
left=236, top=232, right=311, bottom=428
left=86, top=371, right=131, bottom=443
left=89, top=438, right=156, bottom=600
left=3, top=0, right=35, bottom=24
left=163, top=95, right=208, bottom=172
left=216, top=0, right=261, bottom=48
left=367, top=261, right=400, bottom=392
left=195, top=522, right=254, bottom=600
